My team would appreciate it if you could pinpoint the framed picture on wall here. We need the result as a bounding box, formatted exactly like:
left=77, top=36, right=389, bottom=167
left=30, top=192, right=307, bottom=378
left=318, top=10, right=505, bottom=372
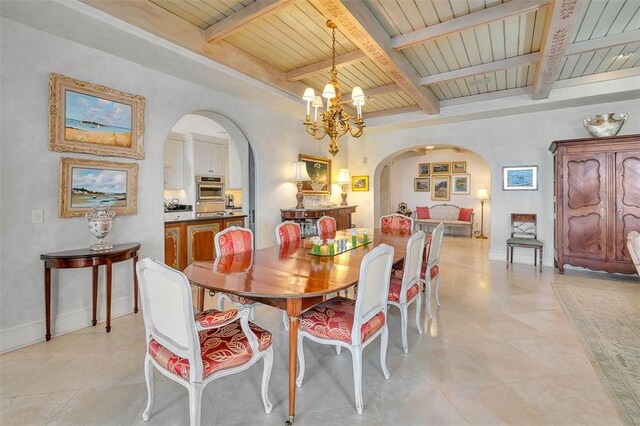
left=299, top=154, right=331, bottom=194
left=414, top=177, right=430, bottom=192
left=49, top=73, right=146, bottom=159
left=452, top=161, right=467, bottom=173
left=418, top=163, right=430, bottom=176
left=502, top=165, right=538, bottom=190
left=351, top=175, right=369, bottom=191
left=59, top=157, right=138, bottom=218
left=452, top=174, right=470, bottom=194
left=432, top=175, right=451, bottom=201
left=432, top=162, right=451, bottom=174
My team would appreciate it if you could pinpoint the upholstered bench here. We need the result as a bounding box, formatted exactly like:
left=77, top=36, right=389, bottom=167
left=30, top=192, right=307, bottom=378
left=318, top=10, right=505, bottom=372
left=413, top=204, right=474, bottom=238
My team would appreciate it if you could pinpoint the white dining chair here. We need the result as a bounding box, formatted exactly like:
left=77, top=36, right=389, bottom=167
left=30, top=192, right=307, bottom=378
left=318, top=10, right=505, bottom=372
left=380, top=213, right=414, bottom=232
left=424, top=223, right=444, bottom=319
left=136, top=258, right=273, bottom=426
left=387, top=230, right=425, bottom=353
left=296, top=244, right=394, bottom=415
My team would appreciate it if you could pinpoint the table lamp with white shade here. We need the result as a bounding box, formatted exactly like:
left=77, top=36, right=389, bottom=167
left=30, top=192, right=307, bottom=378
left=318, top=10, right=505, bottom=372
left=476, top=188, right=490, bottom=239
left=290, top=161, right=311, bottom=209
left=336, top=168, right=351, bottom=206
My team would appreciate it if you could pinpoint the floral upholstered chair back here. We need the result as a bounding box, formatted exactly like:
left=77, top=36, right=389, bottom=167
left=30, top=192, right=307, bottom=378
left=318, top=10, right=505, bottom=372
left=215, top=226, right=254, bottom=257
left=317, top=216, right=337, bottom=236
left=275, top=221, right=301, bottom=245
left=380, top=213, right=414, bottom=233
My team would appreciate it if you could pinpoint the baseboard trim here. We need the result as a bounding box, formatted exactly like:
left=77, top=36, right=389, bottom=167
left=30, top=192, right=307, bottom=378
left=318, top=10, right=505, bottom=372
left=489, top=249, right=555, bottom=267
left=0, top=295, right=136, bottom=354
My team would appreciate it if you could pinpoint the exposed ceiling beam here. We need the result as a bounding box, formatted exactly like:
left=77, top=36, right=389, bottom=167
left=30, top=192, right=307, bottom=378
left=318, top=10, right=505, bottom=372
left=565, top=29, right=640, bottom=56
left=532, top=0, right=585, bottom=100
left=81, top=0, right=308, bottom=99
left=339, top=83, right=399, bottom=103
left=313, top=0, right=439, bottom=114
left=204, top=0, right=292, bottom=43
left=420, top=53, right=539, bottom=85
left=364, top=105, right=421, bottom=119
left=286, top=50, right=367, bottom=81
left=392, top=0, right=551, bottom=50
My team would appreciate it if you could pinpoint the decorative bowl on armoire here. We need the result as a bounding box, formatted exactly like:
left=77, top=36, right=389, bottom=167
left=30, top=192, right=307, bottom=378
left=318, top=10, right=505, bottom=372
left=583, top=113, right=628, bottom=137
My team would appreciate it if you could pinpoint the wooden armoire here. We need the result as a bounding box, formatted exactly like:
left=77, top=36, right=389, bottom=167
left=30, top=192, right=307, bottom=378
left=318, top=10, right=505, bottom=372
left=549, top=134, right=640, bottom=274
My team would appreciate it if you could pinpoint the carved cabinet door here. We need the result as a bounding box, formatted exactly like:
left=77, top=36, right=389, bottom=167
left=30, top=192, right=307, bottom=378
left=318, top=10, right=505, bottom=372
left=187, top=222, right=221, bottom=264
left=562, top=153, right=608, bottom=261
left=164, top=226, right=181, bottom=270
left=615, top=151, right=640, bottom=261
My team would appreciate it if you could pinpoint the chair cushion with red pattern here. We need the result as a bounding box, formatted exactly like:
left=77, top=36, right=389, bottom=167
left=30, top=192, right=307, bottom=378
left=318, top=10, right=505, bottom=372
left=387, top=275, right=420, bottom=303
left=228, top=293, right=257, bottom=306
left=194, top=308, right=239, bottom=328
left=318, top=217, right=337, bottom=235
left=278, top=223, right=301, bottom=243
left=149, top=320, right=272, bottom=380
left=217, top=229, right=252, bottom=256
left=381, top=215, right=413, bottom=232
left=420, top=263, right=439, bottom=280
left=299, top=297, right=385, bottom=344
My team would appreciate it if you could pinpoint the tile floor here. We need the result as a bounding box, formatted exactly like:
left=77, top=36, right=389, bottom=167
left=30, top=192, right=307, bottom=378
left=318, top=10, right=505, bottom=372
left=1, top=237, right=636, bottom=425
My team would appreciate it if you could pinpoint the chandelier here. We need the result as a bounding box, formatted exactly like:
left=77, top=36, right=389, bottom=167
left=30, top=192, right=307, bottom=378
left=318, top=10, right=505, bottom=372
left=302, top=20, right=365, bottom=157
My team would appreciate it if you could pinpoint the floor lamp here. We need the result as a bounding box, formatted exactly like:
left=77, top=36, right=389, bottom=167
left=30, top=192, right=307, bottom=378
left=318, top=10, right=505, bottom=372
left=476, top=188, right=489, bottom=239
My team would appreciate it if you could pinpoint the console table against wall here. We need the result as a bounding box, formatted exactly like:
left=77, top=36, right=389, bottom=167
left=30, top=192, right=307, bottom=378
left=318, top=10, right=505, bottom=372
left=40, top=242, right=140, bottom=341
left=280, top=205, right=357, bottom=233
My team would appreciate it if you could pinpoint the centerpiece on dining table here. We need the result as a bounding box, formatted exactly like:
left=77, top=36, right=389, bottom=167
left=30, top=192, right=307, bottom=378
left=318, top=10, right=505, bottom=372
left=308, top=229, right=371, bottom=256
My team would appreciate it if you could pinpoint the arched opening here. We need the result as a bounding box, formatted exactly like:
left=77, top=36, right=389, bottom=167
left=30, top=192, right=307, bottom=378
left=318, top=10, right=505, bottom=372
left=374, top=144, right=492, bottom=238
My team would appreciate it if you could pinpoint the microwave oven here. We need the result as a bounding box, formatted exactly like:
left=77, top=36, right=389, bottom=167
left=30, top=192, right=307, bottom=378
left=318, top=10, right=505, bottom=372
left=196, top=176, right=224, bottom=201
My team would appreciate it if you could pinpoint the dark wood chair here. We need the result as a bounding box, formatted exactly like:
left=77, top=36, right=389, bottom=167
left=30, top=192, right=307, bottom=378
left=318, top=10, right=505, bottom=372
left=507, top=213, right=543, bottom=272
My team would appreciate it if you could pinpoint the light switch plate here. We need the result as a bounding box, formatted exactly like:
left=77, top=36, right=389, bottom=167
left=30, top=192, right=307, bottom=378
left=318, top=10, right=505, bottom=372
left=31, top=208, right=44, bottom=224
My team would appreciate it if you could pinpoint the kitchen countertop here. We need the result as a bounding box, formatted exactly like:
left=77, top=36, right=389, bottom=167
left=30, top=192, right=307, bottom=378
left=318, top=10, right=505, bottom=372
left=280, top=205, right=357, bottom=212
left=165, top=212, right=247, bottom=224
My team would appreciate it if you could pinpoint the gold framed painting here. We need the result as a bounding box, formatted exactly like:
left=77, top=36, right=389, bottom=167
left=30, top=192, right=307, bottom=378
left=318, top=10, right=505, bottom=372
left=414, top=178, right=430, bottom=192
left=299, top=154, right=331, bottom=194
left=432, top=175, right=451, bottom=201
left=452, top=174, right=470, bottom=194
left=49, top=73, right=146, bottom=159
left=351, top=175, right=369, bottom=191
left=432, top=162, right=451, bottom=174
left=418, top=163, right=430, bottom=176
left=60, top=157, right=138, bottom=218
left=452, top=161, right=467, bottom=173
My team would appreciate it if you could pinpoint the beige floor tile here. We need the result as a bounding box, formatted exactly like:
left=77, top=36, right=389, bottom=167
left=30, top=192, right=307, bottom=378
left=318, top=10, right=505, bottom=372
left=49, top=383, right=147, bottom=425
left=0, top=390, right=75, bottom=425
left=443, top=384, right=548, bottom=425
left=375, top=392, right=469, bottom=425
left=83, top=348, right=147, bottom=388
left=508, top=336, right=594, bottom=375
left=414, top=348, right=501, bottom=391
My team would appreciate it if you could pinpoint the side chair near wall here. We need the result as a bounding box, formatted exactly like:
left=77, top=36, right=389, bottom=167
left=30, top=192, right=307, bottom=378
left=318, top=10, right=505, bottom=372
left=136, top=258, right=273, bottom=426
left=317, top=215, right=337, bottom=236
left=215, top=226, right=259, bottom=319
left=506, top=214, right=543, bottom=272
left=380, top=213, right=414, bottom=232
left=296, top=244, right=395, bottom=415
left=275, top=221, right=301, bottom=330
left=387, top=231, right=426, bottom=353
left=423, top=223, right=444, bottom=319
left=628, top=231, right=640, bottom=275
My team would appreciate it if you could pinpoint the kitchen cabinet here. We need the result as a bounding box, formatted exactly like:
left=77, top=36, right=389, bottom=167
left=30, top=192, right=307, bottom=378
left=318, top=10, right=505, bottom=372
left=194, top=137, right=227, bottom=176
left=163, top=135, right=184, bottom=189
left=550, top=134, right=640, bottom=274
left=226, top=138, right=242, bottom=189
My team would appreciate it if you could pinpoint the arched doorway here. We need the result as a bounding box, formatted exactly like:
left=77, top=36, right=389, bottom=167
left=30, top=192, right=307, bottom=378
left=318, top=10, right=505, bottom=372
left=374, top=145, right=492, bottom=237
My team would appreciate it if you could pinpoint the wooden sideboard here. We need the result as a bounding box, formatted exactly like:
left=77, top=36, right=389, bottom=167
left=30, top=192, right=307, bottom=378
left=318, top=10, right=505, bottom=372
left=280, top=205, right=357, bottom=231
left=164, top=215, right=245, bottom=271
left=549, top=134, right=640, bottom=274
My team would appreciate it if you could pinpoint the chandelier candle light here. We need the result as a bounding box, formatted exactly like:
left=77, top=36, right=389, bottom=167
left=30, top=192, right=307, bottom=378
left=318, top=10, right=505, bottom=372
left=290, top=161, right=311, bottom=209
left=302, top=20, right=365, bottom=157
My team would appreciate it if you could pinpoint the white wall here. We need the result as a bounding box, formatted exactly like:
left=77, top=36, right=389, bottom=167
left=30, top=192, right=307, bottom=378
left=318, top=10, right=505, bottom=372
left=0, top=17, right=347, bottom=352
left=388, top=149, right=491, bottom=236
left=348, top=98, right=640, bottom=266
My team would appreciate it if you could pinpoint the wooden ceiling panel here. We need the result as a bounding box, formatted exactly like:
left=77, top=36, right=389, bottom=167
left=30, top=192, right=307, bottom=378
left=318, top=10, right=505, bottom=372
left=572, top=0, right=640, bottom=43
left=149, top=0, right=252, bottom=29
left=558, top=42, right=640, bottom=79
left=363, top=91, right=416, bottom=112
left=430, top=64, right=534, bottom=100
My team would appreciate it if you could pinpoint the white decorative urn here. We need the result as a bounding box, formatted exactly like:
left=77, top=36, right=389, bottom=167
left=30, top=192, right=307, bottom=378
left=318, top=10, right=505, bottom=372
left=583, top=113, right=628, bottom=137
left=86, top=205, right=116, bottom=251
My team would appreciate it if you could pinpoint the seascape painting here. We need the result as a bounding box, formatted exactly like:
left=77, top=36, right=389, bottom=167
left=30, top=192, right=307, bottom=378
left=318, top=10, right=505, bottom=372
left=65, top=91, right=132, bottom=147
left=503, top=166, right=538, bottom=190
left=71, top=167, right=128, bottom=208
left=414, top=178, right=430, bottom=192
left=352, top=176, right=369, bottom=191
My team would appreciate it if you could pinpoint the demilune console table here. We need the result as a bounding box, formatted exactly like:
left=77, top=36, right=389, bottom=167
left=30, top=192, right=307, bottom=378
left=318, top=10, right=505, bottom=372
left=40, top=242, right=140, bottom=341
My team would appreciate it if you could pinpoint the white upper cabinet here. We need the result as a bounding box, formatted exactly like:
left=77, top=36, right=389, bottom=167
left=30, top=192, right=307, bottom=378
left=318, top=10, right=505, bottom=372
left=163, top=134, right=184, bottom=189
left=193, top=134, right=228, bottom=177
left=227, top=138, right=242, bottom=189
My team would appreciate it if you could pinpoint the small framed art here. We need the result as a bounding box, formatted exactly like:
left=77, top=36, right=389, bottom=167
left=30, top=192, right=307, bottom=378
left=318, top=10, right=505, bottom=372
left=432, top=162, right=451, bottom=174
left=452, top=174, right=470, bottom=194
left=418, top=163, right=430, bottom=176
left=502, top=165, right=538, bottom=191
left=432, top=175, right=451, bottom=201
left=452, top=161, right=466, bottom=173
left=351, top=175, right=369, bottom=191
left=414, top=177, right=430, bottom=192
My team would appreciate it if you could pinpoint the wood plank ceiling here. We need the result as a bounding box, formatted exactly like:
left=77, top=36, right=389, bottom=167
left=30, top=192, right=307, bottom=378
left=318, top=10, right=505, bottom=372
left=85, top=0, right=640, bottom=117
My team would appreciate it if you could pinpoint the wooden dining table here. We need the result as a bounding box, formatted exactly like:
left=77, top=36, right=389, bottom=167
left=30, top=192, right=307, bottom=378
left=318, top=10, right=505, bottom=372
left=183, top=228, right=412, bottom=424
